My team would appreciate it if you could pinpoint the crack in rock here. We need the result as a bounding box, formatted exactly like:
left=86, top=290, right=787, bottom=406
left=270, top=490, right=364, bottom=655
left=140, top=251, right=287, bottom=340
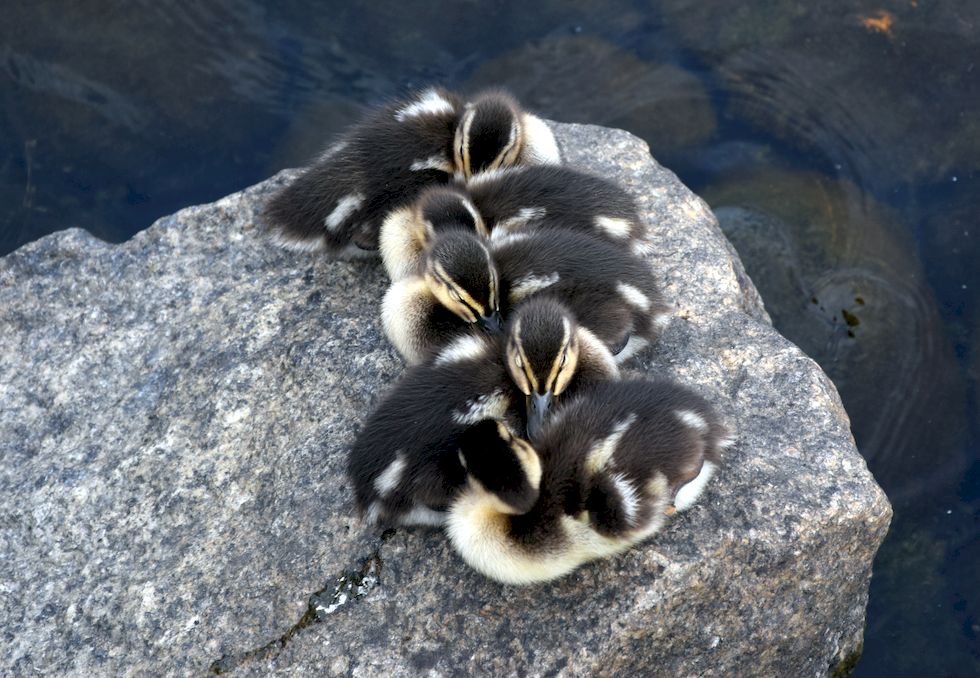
left=208, top=532, right=392, bottom=674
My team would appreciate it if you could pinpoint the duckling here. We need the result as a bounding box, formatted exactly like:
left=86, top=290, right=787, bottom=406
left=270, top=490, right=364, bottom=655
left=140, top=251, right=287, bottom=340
left=378, top=186, right=487, bottom=281
left=453, top=89, right=562, bottom=180
left=379, top=166, right=648, bottom=279
left=263, top=88, right=559, bottom=256
left=446, top=379, right=732, bottom=585
left=381, top=227, right=502, bottom=365
left=348, top=299, right=618, bottom=528
left=382, top=228, right=670, bottom=365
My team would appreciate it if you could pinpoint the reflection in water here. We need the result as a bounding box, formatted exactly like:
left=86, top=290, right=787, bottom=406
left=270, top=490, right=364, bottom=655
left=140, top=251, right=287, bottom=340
left=1, top=1, right=977, bottom=675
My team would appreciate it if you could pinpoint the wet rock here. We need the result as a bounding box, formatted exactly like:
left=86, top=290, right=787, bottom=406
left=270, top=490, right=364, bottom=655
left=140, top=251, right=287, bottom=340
left=0, top=123, right=890, bottom=675
left=465, top=35, right=717, bottom=156
left=704, top=171, right=968, bottom=504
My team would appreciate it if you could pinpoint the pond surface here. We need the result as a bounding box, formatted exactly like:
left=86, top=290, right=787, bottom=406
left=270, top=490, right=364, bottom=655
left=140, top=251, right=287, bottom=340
left=2, top=1, right=977, bottom=674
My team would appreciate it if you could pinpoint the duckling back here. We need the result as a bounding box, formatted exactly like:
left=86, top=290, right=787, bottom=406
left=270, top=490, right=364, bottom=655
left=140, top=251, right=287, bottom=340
left=467, top=165, right=649, bottom=251
left=539, top=379, right=730, bottom=538
left=263, top=88, right=463, bottom=256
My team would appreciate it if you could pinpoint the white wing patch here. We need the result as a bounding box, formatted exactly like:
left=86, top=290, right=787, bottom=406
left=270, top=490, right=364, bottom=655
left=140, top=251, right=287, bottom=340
left=595, top=216, right=632, bottom=239
left=398, top=505, right=448, bottom=527
left=451, top=389, right=509, bottom=424
left=373, top=453, right=406, bottom=496
left=717, top=431, right=737, bottom=449
left=395, top=90, right=455, bottom=121
left=616, top=282, right=652, bottom=311
left=673, top=461, right=717, bottom=511
left=268, top=229, right=325, bottom=253
left=434, top=334, right=489, bottom=366
left=612, top=335, right=649, bottom=365
left=318, top=141, right=348, bottom=161
left=466, top=166, right=522, bottom=188
left=675, top=409, right=709, bottom=434
left=585, top=413, right=637, bottom=475
left=410, top=155, right=453, bottom=172
left=489, top=230, right=534, bottom=248
left=631, top=239, right=654, bottom=258
left=510, top=272, right=560, bottom=302
left=325, top=193, right=364, bottom=231
left=610, top=472, right=641, bottom=527
left=496, top=206, right=547, bottom=233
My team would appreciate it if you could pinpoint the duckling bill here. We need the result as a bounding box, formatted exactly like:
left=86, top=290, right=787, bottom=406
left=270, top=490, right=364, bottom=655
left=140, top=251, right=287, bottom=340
left=262, top=87, right=560, bottom=257
left=446, top=379, right=733, bottom=585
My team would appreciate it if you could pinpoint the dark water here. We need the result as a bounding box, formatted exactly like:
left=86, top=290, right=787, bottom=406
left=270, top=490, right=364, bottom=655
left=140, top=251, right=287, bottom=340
left=2, top=1, right=977, bottom=674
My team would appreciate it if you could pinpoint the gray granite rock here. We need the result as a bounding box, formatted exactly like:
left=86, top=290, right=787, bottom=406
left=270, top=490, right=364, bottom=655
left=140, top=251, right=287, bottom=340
left=0, top=122, right=890, bottom=676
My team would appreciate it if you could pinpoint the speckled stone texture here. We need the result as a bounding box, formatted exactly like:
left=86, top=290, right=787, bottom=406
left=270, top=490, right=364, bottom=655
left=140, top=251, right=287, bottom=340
left=0, top=123, right=890, bottom=676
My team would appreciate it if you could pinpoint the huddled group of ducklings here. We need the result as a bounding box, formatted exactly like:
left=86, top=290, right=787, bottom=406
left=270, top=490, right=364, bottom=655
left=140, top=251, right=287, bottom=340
left=263, top=87, right=733, bottom=585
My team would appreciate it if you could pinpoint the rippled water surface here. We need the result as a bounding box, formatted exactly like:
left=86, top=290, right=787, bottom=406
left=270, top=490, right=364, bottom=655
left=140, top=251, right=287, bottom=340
left=2, top=2, right=977, bottom=674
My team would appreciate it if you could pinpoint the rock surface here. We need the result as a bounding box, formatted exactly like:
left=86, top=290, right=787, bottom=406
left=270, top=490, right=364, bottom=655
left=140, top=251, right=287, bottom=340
left=0, top=122, right=891, bottom=675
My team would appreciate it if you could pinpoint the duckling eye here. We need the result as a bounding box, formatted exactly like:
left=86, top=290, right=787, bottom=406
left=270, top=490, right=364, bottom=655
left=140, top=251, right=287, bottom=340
left=449, top=289, right=463, bottom=303
left=514, top=354, right=524, bottom=369
left=559, top=352, right=567, bottom=368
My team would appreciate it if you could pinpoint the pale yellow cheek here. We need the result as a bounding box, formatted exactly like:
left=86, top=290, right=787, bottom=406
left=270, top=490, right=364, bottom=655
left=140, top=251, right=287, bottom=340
left=507, top=363, right=531, bottom=395
left=452, top=303, right=477, bottom=323
left=429, top=284, right=476, bottom=323
left=552, top=359, right=579, bottom=395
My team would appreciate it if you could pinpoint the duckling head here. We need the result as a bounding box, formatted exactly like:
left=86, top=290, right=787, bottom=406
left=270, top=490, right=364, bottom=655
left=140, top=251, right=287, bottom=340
left=416, top=186, right=489, bottom=240
left=457, top=419, right=542, bottom=515
left=454, top=90, right=524, bottom=179
left=423, top=229, right=503, bottom=333
left=505, top=298, right=583, bottom=439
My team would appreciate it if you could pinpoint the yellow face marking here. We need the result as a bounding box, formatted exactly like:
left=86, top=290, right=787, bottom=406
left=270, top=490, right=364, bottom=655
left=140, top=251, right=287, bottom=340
left=510, top=436, right=542, bottom=492
left=506, top=319, right=535, bottom=395
left=462, top=198, right=490, bottom=238
left=514, top=336, right=539, bottom=393
left=543, top=317, right=572, bottom=393
left=488, top=267, right=499, bottom=311
left=454, top=108, right=475, bottom=178
left=413, top=211, right=435, bottom=248
left=489, top=120, right=523, bottom=171
left=544, top=318, right=581, bottom=397
left=426, top=261, right=487, bottom=323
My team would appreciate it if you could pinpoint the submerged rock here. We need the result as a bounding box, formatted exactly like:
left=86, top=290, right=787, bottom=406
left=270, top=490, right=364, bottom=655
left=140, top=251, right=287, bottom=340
left=704, top=171, right=968, bottom=504
left=0, top=123, right=890, bottom=675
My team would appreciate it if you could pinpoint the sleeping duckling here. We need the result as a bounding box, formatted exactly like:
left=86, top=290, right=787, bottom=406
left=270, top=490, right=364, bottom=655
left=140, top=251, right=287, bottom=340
left=382, top=228, right=670, bottom=364
left=348, top=299, right=618, bottom=528
left=446, top=379, right=732, bottom=585
left=379, top=186, right=487, bottom=281
left=263, top=88, right=559, bottom=256
left=379, top=166, right=647, bottom=279
left=382, top=227, right=502, bottom=364
left=454, top=89, right=562, bottom=180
